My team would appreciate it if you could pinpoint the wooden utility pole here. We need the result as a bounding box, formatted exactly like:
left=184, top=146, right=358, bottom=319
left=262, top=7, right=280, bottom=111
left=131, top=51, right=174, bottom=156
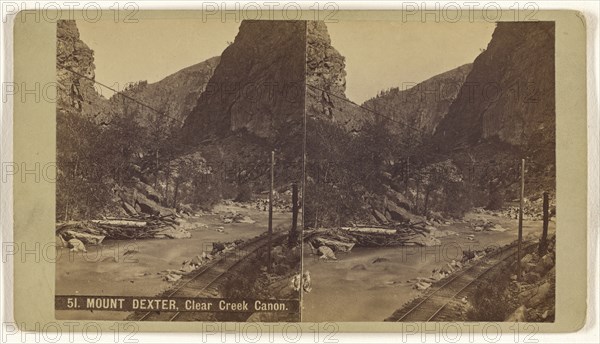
left=290, top=183, right=299, bottom=246
left=539, top=191, right=549, bottom=255
left=154, top=149, right=159, bottom=189
left=267, top=151, right=274, bottom=273
left=517, top=158, right=525, bottom=281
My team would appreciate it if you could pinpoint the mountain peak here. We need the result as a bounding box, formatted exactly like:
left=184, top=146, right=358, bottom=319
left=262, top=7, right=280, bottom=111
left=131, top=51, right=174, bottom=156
left=181, top=20, right=307, bottom=142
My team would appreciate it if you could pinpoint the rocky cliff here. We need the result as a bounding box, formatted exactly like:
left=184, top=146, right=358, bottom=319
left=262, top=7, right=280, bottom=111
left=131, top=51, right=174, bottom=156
left=57, top=20, right=220, bottom=129
left=433, top=22, right=555, bottom=150
left=430, top=22, right=555, bottom=200
left=57, top=20, right=111, bottom=122
left=306, top=21, right=370, bottom=132
left=362, top=64, right=472, bottom=139
left=182, top=20, right=307, bottom=142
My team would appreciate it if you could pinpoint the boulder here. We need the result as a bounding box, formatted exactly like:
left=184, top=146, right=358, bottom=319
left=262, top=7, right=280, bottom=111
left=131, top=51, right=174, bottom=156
left=372, top=209, right=388, bottom=224
left=490, top=224, right=507, bottom=232
left=135, top=180, right=161, bottom=203
left=505, top=305, right=527, bottom=322
left=164, top=273, right=182, bottom=282
left=272, top=245, right=284, bottom=256
left=291, top=274, right=302, bottom=291
left=538, top=254, right=554, bottom=273
left=407, top=234, right=441, bottom=247
left=68, top=238, right=86, bottom=252
left=122, top=202, right=138, bottom=216
left=525, top=282, right=552, bottom=307
left=64, top=230, right=105, bottom=245
left=372, top=257, right=390, bottom=264
left=302, top=271, right=312, bottom=292
left=313, top=237, right=355, bottom=252
left=154, top=228, right=191, bottom=239
left=431, top=269, right=446, bottom=281
left=56, top=235, right=68, bottom=248
left=201, top=252, right=214, bottom=261
left=524, top=272, right=541, bottom=284
left=384, top=186, right=412, bottom=210
left=178, top=203, right=194, bottom=215
left=524, top=262, right=537, bottom=273
left=386, top=201, right=419, bottom=223
left=433, top=229, right=457, bottom=238
left=135, top=192, right=174, bottom=217
left=520, top=254, right=533, bottom=265
left=189, top=255, right=204, bottom=266
left=415, top=281, right=432, bottom=290
left=317, top=246, right=336, bottom=260
left=237, top=216, right=256, bottom=224
left=351, top=264, right=367, bottom=271
left=429, top=211, right=445, bottom=222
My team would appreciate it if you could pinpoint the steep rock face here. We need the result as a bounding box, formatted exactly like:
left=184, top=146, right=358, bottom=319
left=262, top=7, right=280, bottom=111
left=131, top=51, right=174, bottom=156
left=362, top=64, right=472, bottom=139
left=433, top=22, right=555, bottom=149
left=182, top=20, right=307, bottom=141
left=109, top=57, right=220, bottom=128
left=56, top=20, right=111, bottom=122
left=306, top=21, right=371, bottom=132
left=57, top=20, right=221, bottom=129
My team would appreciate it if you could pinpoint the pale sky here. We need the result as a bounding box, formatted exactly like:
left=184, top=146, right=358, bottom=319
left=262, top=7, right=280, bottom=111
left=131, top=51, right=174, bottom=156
left=77, top=19, right=241, bottom=97
left=77, top=19, right=495, bottom=102
left=326, top=21, right=496, bottom=103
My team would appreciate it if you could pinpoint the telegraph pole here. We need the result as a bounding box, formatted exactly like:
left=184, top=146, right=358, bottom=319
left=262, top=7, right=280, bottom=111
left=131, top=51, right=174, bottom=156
left=267, top=151, right=274, bottom=273
left=290, top=183, right=299, bottom=246
left=539, top=191, right=549, bottom=255
left=517, top=158, right=525, bottom=281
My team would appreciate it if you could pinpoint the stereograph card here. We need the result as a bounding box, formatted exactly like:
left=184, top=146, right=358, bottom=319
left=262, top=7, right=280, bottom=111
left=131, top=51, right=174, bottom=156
left=6, top=7, right=589, bottom=335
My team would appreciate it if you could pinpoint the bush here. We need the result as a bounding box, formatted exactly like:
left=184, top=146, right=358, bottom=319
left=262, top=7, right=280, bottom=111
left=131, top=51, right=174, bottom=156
left=486, top=190, right=505, bottom=210
left=467, top=264, right=517, bottom=321
left=234, top=184, right=253, bottom=202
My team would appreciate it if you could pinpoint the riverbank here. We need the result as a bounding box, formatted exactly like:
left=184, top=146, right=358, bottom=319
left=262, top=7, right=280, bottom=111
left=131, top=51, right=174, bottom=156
left=55, top=202, right=292, bottom=320
left=301, top=211, right=555, bottom=322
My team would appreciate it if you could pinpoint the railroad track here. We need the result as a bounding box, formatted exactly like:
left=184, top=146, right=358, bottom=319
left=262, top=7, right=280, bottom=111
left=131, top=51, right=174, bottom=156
left=391, top=242, right=536, bottom=322
left=135, top=232, right=286, bottom=321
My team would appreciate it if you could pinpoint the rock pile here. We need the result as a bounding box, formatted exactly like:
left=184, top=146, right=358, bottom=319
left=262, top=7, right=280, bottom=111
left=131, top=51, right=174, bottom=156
left=210, top=239, right=245, bottom=256
left=220, top=211, right=255, bottom=224
left=116, top=179, right=176, bottom=218
left=409, top=260, right=465, bottom=291
left=473, top=196, right=556, bottom=221
left=505, top=237, right=556, bottom=322
left=409, top=245, right=504, bottom=291
left=467, top=218, right=507, bottom=232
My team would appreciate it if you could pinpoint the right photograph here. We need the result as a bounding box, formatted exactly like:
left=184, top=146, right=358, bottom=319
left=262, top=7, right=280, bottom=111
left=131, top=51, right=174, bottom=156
left=302, top=20, right=556, bottom=322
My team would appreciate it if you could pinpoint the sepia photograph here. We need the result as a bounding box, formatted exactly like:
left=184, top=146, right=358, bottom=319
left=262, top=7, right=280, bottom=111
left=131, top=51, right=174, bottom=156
left=54, top=18, right=305, bottom=322
left=4, top=2, right=595, bottom=338
left=54, top=15, right=557, bottom=323
left=303, top=20, right=556, bottom=322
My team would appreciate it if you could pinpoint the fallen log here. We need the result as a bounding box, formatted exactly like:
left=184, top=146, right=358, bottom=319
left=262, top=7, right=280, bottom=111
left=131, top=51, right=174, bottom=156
left=90, top=219, right=148, bottom=227
left=342, top=227, right=398, bottom=235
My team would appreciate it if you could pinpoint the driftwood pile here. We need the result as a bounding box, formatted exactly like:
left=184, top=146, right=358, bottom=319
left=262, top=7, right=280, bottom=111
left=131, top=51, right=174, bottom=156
left=56, top=214, right=190, bottom=248
left=306, top=222, right=447, bottom=255
left=343, top=223, right=446, bottom=247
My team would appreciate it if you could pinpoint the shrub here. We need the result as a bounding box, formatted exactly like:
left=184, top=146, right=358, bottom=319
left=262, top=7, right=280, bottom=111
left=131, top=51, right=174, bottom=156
left=486, top=189, right=505, bottom=210
left=234, top=184, right=253, bottom=202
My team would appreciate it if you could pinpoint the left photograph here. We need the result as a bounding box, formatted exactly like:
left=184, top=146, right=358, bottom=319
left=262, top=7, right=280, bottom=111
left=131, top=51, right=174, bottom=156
left=54, top=18, right=306, bottom=322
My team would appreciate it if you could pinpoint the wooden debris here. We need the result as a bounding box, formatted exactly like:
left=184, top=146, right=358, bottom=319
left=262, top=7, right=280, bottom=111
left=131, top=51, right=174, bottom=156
left=56, top=214, right=187, bottom=243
